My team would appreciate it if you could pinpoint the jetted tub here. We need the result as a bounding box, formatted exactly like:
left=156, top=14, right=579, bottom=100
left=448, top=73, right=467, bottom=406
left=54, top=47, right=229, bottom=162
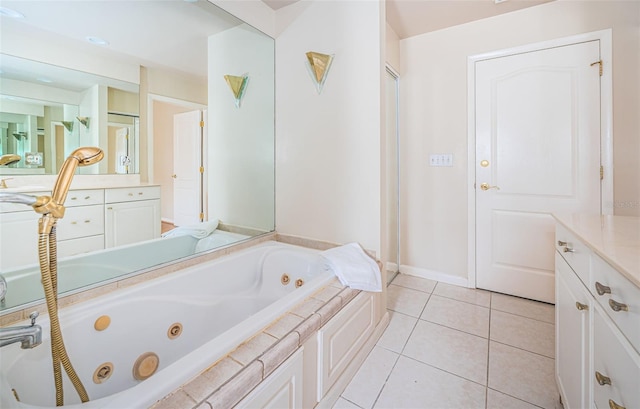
left=0, top=241, right=334, bottom=408
left=1, top=231, right=249, bottom=311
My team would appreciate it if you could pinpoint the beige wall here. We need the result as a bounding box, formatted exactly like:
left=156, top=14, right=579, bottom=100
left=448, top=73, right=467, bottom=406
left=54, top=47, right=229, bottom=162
left=275, top=0, right=384, bottom=254
left=400, top=0, right=640, bottom=283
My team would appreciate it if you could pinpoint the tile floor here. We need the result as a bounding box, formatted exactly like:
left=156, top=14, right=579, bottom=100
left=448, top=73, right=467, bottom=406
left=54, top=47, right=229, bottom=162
left=333, top=274, right=560, bottom=409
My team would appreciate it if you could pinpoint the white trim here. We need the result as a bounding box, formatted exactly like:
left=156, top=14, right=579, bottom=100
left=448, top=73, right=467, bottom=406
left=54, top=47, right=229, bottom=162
left=466, top=29, right=614, bottom=289
left=400, top=265, right=469, bottom=288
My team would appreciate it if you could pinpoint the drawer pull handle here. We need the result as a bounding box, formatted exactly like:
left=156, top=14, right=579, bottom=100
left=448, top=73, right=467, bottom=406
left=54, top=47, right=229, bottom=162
left=595, top=282, right=611, bottom=296
left=563, top=247, right=574, bottom=253
left=128, top=193, right=134, bottom=196
left=557, top=240, right=567, bottom=246
left=84, top=220, right=91, bottom=223
left=608, top=299, right=628, bottom=312
left=575, top=302, right=588, bottom=311
left=71, top=221, right=77, bottom=225
left=85, top=196, right=91, bottom=200
left=609, top=399, right=626, bottom=409
left=138, top=192, right=143, bottom=195
left=595, top=371, right=611, bottom=386
left=71, top=197, right=77, bottom=200
left=107, top=207, right=113, bottom=210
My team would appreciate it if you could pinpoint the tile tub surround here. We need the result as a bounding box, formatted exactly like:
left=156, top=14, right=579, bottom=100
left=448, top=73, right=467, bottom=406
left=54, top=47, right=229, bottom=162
left=151, top=278, right=362, bottom=409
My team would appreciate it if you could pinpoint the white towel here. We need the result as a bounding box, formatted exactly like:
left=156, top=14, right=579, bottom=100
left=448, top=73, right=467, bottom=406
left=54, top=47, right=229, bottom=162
left=161, top=219, right=219, bottom=239
left=321, top=242, right=382, bottom=292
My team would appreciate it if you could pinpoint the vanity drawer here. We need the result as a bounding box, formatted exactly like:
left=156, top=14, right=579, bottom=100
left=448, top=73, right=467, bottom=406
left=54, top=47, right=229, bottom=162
left=105, top=186, right=160, bottom=203
left=593, top=305, right=640, bottom=409
left=58, top=235, right=104, bottom=258
left=556, top=224, right=590, bottom=285
left=56, top=205, right=105, bottom=241
left=590, top=256, right=640, bottom=353
left=64, top=189, right=104, bottom=207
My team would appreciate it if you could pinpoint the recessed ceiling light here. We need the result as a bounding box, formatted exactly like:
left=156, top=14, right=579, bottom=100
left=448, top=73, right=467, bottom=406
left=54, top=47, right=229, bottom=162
left=0, top=7, right=25, bottom=19
left=86, top=36, right=109, bottom=46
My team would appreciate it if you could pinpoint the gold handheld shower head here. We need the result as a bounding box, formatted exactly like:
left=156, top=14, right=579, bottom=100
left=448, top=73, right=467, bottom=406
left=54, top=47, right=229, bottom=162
left=51, top=147, right=104, bottom=207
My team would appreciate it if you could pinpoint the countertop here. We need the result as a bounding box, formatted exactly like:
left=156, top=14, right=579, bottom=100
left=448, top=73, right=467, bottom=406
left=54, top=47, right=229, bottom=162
left=553, top=213, right=640, bottom=288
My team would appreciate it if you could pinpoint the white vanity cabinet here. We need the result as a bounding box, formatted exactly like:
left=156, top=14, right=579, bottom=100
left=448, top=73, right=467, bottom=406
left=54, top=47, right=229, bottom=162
left=555, top=251, right=591, bottom=409
left=104, top=186, right=160, bottom=248
left=554, top=215, right=640, bottom=409
left=0, top=196, right=45, bottom=270
left=57, top=189, right=105, bottom=258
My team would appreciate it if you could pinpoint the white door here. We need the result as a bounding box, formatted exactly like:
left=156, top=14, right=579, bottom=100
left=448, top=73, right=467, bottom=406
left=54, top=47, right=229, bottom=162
left=475, top=41, right=602, bottom=303
left=173, top=110, right=203, bottom=227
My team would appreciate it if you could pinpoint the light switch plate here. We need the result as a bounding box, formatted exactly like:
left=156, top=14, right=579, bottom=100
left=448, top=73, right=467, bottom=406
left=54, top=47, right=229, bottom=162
left=429, top=154, right=453, bottom=167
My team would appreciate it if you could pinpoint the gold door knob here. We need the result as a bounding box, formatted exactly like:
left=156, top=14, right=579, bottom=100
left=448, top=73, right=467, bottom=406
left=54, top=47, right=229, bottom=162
left=171, top=174, right=177, bottom=179
left=480, top=182, right=500, bottom=191
left=575, top=302, right=588, bottom=311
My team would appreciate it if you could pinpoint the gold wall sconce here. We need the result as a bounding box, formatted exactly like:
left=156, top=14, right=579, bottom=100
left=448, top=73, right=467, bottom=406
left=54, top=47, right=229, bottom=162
left=61, top=121, right=74, bottom=132
left=305, top=51, right=333, bottom=94
left=76, top=117, right=90, bottom=129
left=224, top=74, right=249, bottom=108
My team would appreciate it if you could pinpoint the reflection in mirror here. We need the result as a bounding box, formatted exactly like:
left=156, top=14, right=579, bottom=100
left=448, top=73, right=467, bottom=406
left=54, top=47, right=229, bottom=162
left=0, top=55, right=140, bottom=175
left=0, top=1, right=275, bottom=314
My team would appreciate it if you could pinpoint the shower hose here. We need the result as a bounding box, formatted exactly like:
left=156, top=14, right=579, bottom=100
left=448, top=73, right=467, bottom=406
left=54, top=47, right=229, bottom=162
left=38, top=214, right=89, bottom=406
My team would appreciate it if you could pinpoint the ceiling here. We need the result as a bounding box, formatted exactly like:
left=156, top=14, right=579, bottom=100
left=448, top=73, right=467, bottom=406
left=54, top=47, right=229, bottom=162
left=0, top=0, right=242, bottom=82
left=0, top=0, right=554, bottom=88
left=262, top=0, right=554, bottom=39
left=385, top=0, right=554, bottom=39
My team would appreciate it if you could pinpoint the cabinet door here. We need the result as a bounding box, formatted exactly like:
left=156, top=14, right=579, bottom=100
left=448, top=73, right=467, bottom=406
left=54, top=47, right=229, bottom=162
left=0, top=210, right=40, bottom=270
left=235, top=349, right=303, bottom=409
left=556, top=252, right=591, bottom=409
left=593, top=305, right=640, bottom=409
left=105, top=199, right=160, bottom=248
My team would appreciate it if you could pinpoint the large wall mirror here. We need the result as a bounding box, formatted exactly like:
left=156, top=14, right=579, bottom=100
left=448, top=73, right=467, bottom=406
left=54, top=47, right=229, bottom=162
left=0, top=0, right=275, bottom=313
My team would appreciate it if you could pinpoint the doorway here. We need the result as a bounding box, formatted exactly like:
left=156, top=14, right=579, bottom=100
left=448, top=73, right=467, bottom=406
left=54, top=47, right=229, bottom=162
left=386, top=66, right=400, bottom=285
left=148, top=95, right=207, bottom=231
left=468, top=30, right=613, bottom=303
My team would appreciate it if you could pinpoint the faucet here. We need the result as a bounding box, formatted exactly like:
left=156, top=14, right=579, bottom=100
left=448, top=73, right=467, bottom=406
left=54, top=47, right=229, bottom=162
left=0, top=177, right=13, bottom=189
left=0, top=312, right=42, bottom=349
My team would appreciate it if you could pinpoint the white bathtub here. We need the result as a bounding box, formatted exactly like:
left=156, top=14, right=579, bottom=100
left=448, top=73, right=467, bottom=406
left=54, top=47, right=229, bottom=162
left=1, top=231, right=249, bottom=311
left=0, top=241, right=334, bottom=408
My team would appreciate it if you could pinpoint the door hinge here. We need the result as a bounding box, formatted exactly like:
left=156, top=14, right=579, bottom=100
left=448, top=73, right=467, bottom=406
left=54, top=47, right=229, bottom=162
left=600, top=165, right=604, bottom=180
left=590, top=60, right=603, bottom=77
left=199, top=212, right=204, bottom=221
left=199, top=166, right=204, bottom=174
left=200, top=121, right=205, bottom=128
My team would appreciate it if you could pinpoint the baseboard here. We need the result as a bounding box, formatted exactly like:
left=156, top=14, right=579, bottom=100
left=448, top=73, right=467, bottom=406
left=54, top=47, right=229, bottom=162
left=315, top=311, right=391, bottom=409
left=400, top=264, right=470, bottom=288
